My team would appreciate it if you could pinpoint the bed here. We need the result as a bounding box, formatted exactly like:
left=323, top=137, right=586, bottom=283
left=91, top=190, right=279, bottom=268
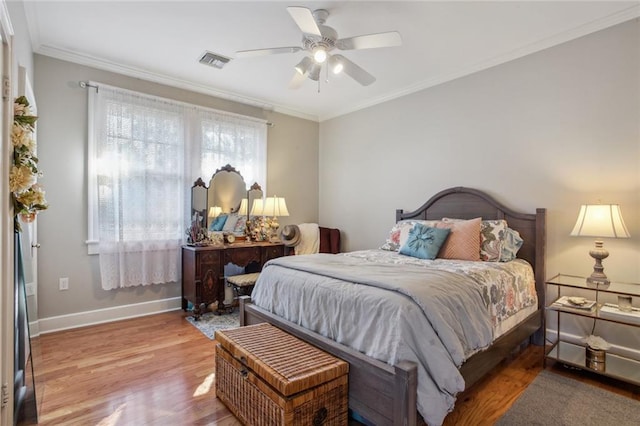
left=239, top=187, right=546, bottom=425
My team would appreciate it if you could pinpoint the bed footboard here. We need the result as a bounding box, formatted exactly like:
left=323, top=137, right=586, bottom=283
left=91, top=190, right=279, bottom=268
left=239, top=296, right=418, bottom=426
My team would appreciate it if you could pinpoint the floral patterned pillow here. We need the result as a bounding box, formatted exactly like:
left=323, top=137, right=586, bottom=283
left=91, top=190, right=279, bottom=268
left=380, top=220, right=439, bottom=251
left=479, top=219, right=509, bottom=262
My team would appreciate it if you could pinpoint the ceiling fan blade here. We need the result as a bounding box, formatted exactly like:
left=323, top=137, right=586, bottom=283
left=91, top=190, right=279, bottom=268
left=287, top=6, right=322, bottom=37
left=334, top=55, right=376, bottom=86
left=288, top=71, right=307, bottom=90
left=336, top=31, right=402, bottom=50
left=236, top=46, right=302, bottom=58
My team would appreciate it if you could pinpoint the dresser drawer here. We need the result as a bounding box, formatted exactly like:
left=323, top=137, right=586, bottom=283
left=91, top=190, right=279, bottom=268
left=224, top=246, right=262, bottom=267
left=263, top=244, right=285, bottom=263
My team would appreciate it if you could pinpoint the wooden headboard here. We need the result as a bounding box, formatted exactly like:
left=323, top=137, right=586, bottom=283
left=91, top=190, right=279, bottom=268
left=396, top=187, right=546, bottom=308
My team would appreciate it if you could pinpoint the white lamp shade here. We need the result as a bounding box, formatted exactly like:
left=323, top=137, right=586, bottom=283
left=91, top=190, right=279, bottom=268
left=262, top=196, right=290, bottom=217
left=208, top=206, right=222, bottom=218
left=237, top=198, right=248, bottom=215
left=570, top=204, right=630, bottom=238
left=250, top=198, right=264, bottom=216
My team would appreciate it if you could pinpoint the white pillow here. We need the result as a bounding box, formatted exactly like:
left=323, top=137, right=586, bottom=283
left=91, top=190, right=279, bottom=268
left=222, top=213, right=239, bottom=232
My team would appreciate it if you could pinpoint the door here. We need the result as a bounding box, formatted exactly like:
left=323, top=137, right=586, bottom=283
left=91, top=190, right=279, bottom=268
left=17, top=69, right=38, bottom=337
left=0, top=3, right=13, bottom=424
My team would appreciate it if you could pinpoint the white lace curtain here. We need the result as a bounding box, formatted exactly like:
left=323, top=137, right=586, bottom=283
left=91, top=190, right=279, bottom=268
left=89, top=84, right=267, bottom=290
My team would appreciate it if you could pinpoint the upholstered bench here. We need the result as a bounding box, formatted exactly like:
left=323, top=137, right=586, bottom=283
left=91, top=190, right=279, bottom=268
left=226, top=272, right=261, bottom=304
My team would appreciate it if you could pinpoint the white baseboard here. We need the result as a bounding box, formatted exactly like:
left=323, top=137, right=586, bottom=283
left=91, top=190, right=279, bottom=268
left=36, top=297, right=182, bottom=335
left=29, top=320, right=40, bottom=338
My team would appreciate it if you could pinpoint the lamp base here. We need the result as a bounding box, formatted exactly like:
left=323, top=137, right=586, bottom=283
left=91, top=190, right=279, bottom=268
left=586, top=275, right=610, bottom=287
left=586, top=240, right=610, bottom=287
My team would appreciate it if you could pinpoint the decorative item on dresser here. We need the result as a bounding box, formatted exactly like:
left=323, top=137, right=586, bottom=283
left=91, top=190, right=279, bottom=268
left=252, top=195, right=290, bottom=242
left=240, top=187, right=546, bottom=425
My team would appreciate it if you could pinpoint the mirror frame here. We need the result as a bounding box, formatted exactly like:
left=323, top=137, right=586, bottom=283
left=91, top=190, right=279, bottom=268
left=207, top=164, right=247, bottom=229
left=190, top=165, right=265, bottom=240
left=190, top=177, right=208, bottom=230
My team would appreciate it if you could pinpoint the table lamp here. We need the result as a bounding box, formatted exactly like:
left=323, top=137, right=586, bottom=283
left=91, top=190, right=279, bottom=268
left=570, top=204, right=630, bottom=286
left=208, top=206, right=222, bottom=219
left=237, top=198, right=249, bottom=216
left=261, top=196, right=289, bottom=242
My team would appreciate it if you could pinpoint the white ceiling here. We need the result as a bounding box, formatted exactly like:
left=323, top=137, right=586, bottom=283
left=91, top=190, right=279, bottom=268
left=23, top=1, right=640, bottom=121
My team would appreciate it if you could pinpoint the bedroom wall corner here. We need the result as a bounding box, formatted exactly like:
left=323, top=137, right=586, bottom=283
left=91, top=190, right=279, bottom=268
left=319, top=18, right=640, bottom=284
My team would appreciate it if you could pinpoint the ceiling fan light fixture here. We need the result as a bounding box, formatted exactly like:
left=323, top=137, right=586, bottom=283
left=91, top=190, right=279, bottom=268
left=308, top=63, right=321, bottom=81
left=294, top=57, right=313, bottom=75
left=329, top=55, right=344, bottom=74
left=312, top=47, right=327, bottom=63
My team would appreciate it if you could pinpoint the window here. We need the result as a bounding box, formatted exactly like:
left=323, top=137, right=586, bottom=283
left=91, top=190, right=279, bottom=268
left=87, top=83, right=267, bottom=289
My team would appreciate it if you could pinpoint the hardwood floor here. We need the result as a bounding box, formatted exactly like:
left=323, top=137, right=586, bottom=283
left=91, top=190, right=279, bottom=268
left=19, top=311, right=639, bottom=425
left=20, top=311, right=240, bottom=426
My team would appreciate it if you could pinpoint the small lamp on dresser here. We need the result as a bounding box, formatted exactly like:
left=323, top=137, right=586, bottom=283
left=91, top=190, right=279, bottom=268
left=261, top=196, right=290, bottom=242
left=570, top=204, right=630, bottom=286
left=208, top=206, right=222, bottom=219
left=237, top=198, right=249, bottom=216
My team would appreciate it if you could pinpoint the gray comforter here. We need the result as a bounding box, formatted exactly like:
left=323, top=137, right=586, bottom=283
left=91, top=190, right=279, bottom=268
left=251, top=253, right=494, bottom=425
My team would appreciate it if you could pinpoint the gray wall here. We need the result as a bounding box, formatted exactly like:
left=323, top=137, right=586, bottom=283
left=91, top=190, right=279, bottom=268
left=320, top=19, right=640, bottom=284
left=34, top=55, right=318, bottom=320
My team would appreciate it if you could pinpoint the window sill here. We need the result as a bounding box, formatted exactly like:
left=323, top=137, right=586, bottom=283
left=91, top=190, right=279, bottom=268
left=86, top=240, right=99, bottom=255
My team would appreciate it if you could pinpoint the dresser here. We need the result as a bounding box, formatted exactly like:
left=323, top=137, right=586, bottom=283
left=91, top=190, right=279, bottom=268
left=182, top=241, right=285, bottom=319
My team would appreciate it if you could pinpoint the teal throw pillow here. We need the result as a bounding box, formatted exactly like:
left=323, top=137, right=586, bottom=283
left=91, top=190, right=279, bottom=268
left=399, top=224, right=450, bottom=260
left=210, top=214, right=228, bottom=232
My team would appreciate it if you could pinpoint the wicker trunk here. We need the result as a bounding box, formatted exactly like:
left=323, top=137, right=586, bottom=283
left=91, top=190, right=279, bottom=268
left=215, top=323, right=349, bottom=425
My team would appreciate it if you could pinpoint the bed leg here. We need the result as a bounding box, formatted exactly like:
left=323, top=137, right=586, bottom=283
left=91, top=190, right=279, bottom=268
left=394, top=360, right=418, bottom=426
left=239, top=295, right=251, bottom=326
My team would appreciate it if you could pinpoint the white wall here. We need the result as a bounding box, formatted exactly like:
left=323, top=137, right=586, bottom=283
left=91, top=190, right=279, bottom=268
left=320, top=19, right=640, bottom=284
left=33, top=55, right=318, bottom=324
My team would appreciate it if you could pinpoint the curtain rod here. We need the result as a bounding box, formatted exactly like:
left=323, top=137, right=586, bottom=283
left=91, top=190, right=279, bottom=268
left=79, top=81, right=99, bottom=92
left=77, top=80, right=273, bottom=127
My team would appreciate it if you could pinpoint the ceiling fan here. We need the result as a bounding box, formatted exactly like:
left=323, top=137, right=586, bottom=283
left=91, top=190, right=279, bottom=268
left=236, top=6, right=402, bottom=89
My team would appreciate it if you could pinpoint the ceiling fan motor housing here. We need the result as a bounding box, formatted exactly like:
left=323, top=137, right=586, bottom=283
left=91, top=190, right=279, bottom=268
left=303, top=24, right=337, bottom=55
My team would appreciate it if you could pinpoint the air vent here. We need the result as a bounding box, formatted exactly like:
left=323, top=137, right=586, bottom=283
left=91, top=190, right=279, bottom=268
left=199, top=51, right=231, bottom=69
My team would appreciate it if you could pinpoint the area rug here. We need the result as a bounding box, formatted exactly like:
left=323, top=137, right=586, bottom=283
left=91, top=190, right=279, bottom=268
left=496, top=370, right=640, bottom=425
left=186, top=311, right=240, bottom=340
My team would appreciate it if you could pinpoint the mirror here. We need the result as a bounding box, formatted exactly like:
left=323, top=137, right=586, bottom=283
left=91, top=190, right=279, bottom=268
left=190, top=164, right=265, bottom=239
left=190, top=178, right=208, bottom=229
left=248, top=182, right=263, bottom=217
left=207, top=164, right=247, bottom=230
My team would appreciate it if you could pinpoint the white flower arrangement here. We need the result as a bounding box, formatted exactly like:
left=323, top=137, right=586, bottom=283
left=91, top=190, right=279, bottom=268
left=10, top=96, right=47, bottom=232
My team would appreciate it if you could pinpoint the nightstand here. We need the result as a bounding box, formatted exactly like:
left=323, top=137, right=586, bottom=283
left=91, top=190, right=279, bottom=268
left=544, top=274, right=640, bottom=385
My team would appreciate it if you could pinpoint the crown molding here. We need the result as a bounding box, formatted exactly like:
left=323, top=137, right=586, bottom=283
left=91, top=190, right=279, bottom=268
left=35, top=43, right=319, bottom=122
left=26, top=2, right=639, bottom=123
left=319, top=4, right=640, bottom=122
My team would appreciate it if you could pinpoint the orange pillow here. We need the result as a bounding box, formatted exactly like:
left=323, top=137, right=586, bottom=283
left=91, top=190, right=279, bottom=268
left=435, top=217, right=482, bottom=261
